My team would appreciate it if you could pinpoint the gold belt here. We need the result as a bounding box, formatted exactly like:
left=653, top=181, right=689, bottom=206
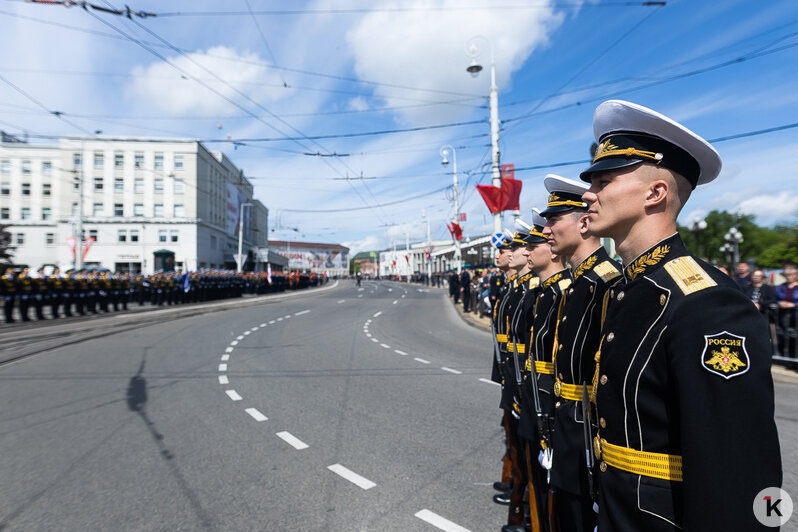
left=496, top=334, right=508, bottom=343
left=597, top=437, right=683, bottom=482
left=534, top=361, right=554, bottom=374
left=553, top=380, right=593, bottom=401
left=507, top=342, right=526, bottom=354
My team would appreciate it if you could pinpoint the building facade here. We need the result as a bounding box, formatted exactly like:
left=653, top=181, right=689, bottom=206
left=268, top=241, right=349, bottom=278
left=0, top=134, right=268, bottom=273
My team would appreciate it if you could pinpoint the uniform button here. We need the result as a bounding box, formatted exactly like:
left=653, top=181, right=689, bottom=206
left=561, top=315, right=567, bottom=322
left=610, top=289, right=614, bottom=298
left=600, top=375, right=608, bottom=385
left=600, top=417, right=606, bottom=429
left=559, top=343, right=563, bottom=352
left=555, top=402, right=561, bottom=408
left=534, top=313, right=538, bottom=318
left=568, top=288, right=573, bottom=295
left=659, top=294, right=667, bottom=305
left=599, top=462, right=607, bottom=473
left=589, top=285, right=594, bottom=293
left=617, top=291, right=625, bottom=301
left=606, top=332, right=615, bottom=342
left=558, top=372, right=564, bottom=380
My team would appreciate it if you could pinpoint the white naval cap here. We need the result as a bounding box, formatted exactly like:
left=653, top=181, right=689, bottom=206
left=540, top=174, right=589, bottom=217
left=580, top=99, right=722, bottom=188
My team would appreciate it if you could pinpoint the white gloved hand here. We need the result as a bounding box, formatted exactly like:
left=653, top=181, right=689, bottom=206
left=538, top=449, right=553, bottom=470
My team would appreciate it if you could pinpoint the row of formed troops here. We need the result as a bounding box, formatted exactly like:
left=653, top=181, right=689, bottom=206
left=0, top=268, right=287, bottom=323
left=488, top=100, right=781, bottom=531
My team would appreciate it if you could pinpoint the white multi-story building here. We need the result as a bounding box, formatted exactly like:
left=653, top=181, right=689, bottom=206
left=0, top=134, right=268, bottom=274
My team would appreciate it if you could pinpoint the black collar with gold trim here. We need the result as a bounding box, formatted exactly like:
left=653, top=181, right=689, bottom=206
left=572, top=247, right=605, bottom=281
left=623, top=233, right=685, bottom=281
left=540, top=268, right=571, bottom=289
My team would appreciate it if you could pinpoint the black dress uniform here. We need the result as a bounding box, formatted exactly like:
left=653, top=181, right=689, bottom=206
left=550, top=245, right=622, bottom=529
left=593, top=234, right=781, bottom=531
left=518, top=267, right=572, bottom=526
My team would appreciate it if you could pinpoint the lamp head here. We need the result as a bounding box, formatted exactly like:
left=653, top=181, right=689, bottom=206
left=466, top=60, right=483, bottom=77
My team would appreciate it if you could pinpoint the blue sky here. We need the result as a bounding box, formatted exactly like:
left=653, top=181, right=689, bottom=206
left=1, top=0, right=797, bottom=253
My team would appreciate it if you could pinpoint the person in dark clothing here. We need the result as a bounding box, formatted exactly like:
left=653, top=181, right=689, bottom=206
left=460, top=269, right=471, bottom=312
left=449, top=271, right=460, bottom=304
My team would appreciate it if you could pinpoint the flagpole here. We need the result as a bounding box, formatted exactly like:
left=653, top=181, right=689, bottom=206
left=440, top=145, right=462, bottom=274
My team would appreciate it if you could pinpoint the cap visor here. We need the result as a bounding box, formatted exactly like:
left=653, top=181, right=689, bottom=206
left=540, top=204, right=586, bottom=217
left=579, top=158, right=643, bottom=182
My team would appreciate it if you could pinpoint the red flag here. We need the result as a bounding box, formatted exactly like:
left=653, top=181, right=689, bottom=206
left=445, top=223, right=454, bottom=238
left=405, top=255, right=409, bottom=263
left=476, top=184, right=503, bottom=214
left=500, top=178, right=523, bottom=211
left=501, top=163, right=515, bottom=180
left=451, top=222, right=463, bottom=241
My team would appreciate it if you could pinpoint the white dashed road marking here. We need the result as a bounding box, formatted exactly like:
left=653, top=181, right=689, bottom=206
left=373, top=311, right=382, bottom=318
left=276, top=431, right=309, bottom=450
left=338, top=299, right=346, bottom=303
left=366, top=333, right=372, bottom=337
left=221, top=354, right=230, bottom=361
left=251, top=327, right=259, bottom=332
left=380, top=343, right=391, bottom=349
left=230, top=340, right=238, bottom=346
left=218, top=375, right=229, bottom=385
left=225, top=347, right=234, bottom=352
left=327, top=464, right=376, bottom=490
left=276, top=317, right=283, bottom=322
left=371, top=338, right=379, bottom=343
left=393, top=300, right=398, bottom=305
left=269, top=320, right=276, bottom=324
left=294, top=310, right=310, bottom=316
left=414, top=357, right=431, bottom=364
left=260, top=323, right=267, bottom=327
left=441, top=367, right=462, bottom=374
left=236, top=335, right=244, bottom=341
left=245, top=408, right=268, bottom=422
left=358, top=295, right=363, bottom=298
left=226, top=390, right=243, bottom=401
left=395, top=350, right=408, bottom=356
left=284, top=315, right=292, bottom=319
left=218, top=363, right=228, bottom=371
left=415, top=510, right=472, bottom=532
left=244, top=331, right=251, bottom=335
left=479, top=378, right=500, bottom=386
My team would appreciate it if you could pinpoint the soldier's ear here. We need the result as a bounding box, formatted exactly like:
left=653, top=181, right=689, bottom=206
left=645, top=179, right=669, bottom=210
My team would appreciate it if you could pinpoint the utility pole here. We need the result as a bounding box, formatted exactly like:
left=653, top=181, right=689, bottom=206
left=405, top=232, right=410, bottom=283
left=75, top=140, right=85, bottom=270
left=440, top=146, right=462, bottom=274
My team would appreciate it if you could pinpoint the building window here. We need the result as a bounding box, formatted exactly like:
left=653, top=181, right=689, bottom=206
left=130, top=229, right=139, bottom=242
left=210, top=235, right=216, bottom=249
left=153, top=204, right=164, bottom=217
left=46, top=233, right=55, bottom=245
left=118, top=229, right=127, bottom=242
left=174, top=179, right=184, bottom=194
left=114, top=203, right=124, bottom=216
left=134, top=203, right=144, bottom=216
left=73, top=175, right=80, bottom=191
left=21, top=160, right=31, bottom=174
left=0, top=160, right=9, bottom=174
left=88, top=229, right=98, bottom=242
left=93, top=203, right=103, bottom=216
left=158, top=229, right=167, bottom=242
left=71, top=203, right=78, bottom=216
left=114, top=153, right=124, bottom=169
left=42, top=183, right=51, bottom=196
left=42, top=161, right=52, bottom=176
left=174, top=204, right=184, bottom=217
left=174, top=155, right=184, bottom=170
left=21, top=183, right=30, bottom=195
left=0, top=182, right=8, bottom=195
left=94, top=152, right=104, bottom=169
left=93, top=177, right=103, bottom=191
left=134, top=152, right=144, bottom=169
left=16, top=233, right=24, bottom=245
left=134, top=177, right=144, bottom=194
left=114, top=177, right=124, bottom=192
left=154, top=153, right=164, bottom=170
left=170, top=230, right=179, bottom=242
left=0, top=208, right=9, bottom=220
left=42, top=207, right=52, bottom=220
left=154, top=178, right=164, bottom=193
left=73, top=153, right=82, bottom=168
left=21, top=207, right=31, bottom=220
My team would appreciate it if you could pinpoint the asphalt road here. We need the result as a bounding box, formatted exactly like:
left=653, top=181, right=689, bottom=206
left=0, top=280, right=795, bottom=531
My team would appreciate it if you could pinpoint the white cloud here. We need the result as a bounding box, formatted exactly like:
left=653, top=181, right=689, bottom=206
left=342, top=235, right=381, bottom=254
left=736, top=192, right=798, bottom=224
left=127, top=46, right=286, bottom=115
left=348, top=96, right=370, bottom=111
left=346, top=0, right=564, bottom=125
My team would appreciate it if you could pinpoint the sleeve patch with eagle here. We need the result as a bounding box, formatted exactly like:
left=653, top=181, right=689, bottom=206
left=701, top=331, right=750, bottom=379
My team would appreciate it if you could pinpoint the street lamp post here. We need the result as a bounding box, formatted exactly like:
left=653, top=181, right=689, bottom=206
left=441, top=145, right=462, bottom=274
left=466, top=35, right=502, bottom=235
left=689, top=217, right=707, bottom=258
left=724, top=226, right=744, bottom=266
left=237, top=202, right=253, bottom=273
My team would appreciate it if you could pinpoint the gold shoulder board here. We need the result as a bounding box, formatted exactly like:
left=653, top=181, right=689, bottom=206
left=529, top=277, right=540, bottom=289
left=558, top=278, right=572, bottom=291
left=663, top=256, right=717, bottom=295
left=594, top=260, right=621, bottom=282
